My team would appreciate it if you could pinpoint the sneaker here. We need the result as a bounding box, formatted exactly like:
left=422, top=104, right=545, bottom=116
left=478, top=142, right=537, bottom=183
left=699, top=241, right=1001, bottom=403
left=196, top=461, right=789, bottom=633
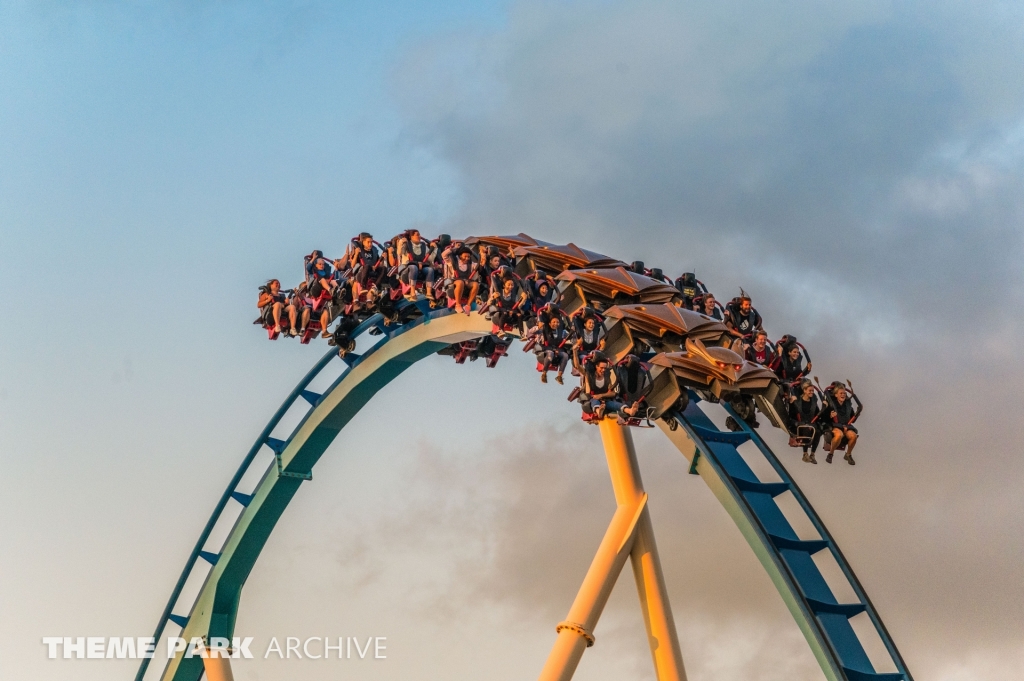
left=289, top=328, right=298, bottom=337
left=808, top=453, right=817, bottom=464
left=826, top=452, right=833, bottom=464
left=802, top=453, right=810, bottom=463
left=555, top=373, right=564, bottom=385
left=273, top=325, right=282, bottom=335
left=845, top=453, right=855, bottom=465
left=540, top=372, right=548, bottom=383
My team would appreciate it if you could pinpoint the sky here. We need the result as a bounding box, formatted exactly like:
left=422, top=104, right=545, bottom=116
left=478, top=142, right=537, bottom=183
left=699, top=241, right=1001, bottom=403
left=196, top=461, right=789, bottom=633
left=1, top=1, right=1023, bottom=680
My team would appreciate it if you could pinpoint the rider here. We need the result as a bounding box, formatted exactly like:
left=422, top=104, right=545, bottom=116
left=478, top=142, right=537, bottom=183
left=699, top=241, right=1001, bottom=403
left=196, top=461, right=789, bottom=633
left=257, top=279, right=296, bottom=336
left=307, top=254, right=334, bottom=297
left=724, top=291, right=762, bottom=342
left=775, top=341, right=810, bottom=388
left=528, top=277, right=558, bottom=324
left=744, top=330, right=776, bottom=366
left=580, top=352, right=621, bottom=420
left=305, top=256, right=337, bottom=337
left=572, top=310, right=605, bottom=372
left=488, top=270, right=528, bottom=336
left=822, top=382, right=860, bottom=465
left=482, top=248, right=510, bottom=293
left=787, top=379, right=821, bottom=463
left=617, top=355, right=651, bottom=421
left=698, top=292, right=723, bottom=320
left=289, top=281, right=313, bottom=336
left=349, top=232, right=385, bottom=304
left=445, top=245, right=480, bottom=314
left=537, top=314, right=570, bottom=384
left=398, top=229, right=436, bottom=301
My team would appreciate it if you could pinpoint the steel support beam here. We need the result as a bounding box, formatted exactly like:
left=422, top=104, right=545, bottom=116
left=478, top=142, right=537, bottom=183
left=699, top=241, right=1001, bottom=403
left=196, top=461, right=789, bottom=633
left=538, top=419, right=685, bottom=681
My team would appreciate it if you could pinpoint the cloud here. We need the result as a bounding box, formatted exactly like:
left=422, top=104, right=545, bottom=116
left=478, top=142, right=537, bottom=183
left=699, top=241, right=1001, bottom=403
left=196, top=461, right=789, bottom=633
left=395, top=0, right=1024, bottom=338
left=378, top=2, right=1024, bottom=678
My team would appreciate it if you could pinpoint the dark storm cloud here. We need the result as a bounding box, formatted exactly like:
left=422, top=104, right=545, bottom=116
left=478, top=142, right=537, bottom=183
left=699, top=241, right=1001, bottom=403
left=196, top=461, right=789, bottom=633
left=395, top=0, right=1024, bottom=334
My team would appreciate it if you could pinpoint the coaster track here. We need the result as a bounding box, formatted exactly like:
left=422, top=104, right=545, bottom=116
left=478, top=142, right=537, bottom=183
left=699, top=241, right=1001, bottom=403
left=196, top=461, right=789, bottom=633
left=137, top=303, right=912, bottom=681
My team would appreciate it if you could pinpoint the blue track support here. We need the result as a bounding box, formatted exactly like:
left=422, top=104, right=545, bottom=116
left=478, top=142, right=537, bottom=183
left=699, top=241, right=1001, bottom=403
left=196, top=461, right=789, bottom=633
left=134, top=309, right=403, bottom=681
left=666, top=396, right=913, bottom=681
left=140, top=306, right=495, bottom=681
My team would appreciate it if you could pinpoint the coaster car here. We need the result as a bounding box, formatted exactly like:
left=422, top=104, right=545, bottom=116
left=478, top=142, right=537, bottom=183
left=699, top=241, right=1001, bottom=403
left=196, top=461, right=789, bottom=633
left=644, top=338, right=781, bottom=419
left=465, top=233, right=548, bottom=257
left=555, top=267, right=681, bottom=315
left=513, top=243, right=627, bottom=277
left=601, top=303, right=732, bottom=362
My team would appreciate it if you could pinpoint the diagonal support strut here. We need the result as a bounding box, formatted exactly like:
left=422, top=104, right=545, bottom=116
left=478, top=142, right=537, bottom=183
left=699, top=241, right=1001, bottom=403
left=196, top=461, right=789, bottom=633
left=537, top=419, right=686, bottom=681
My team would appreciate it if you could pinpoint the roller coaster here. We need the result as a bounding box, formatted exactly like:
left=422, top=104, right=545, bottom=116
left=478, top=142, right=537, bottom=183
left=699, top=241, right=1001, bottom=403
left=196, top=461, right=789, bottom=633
left=136, top=235, right=912, bottom=681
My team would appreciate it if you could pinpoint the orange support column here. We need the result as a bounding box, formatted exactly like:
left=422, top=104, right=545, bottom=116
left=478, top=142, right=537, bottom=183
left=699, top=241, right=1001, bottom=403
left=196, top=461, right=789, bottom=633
left=201, top=646, right=235, bottom=681
left=537, top=419, right=686, bottom=681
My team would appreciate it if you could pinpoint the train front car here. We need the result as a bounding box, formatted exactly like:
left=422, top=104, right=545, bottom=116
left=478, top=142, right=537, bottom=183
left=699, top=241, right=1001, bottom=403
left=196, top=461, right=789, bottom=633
left=602, top=303, right=732, bottom=362
left=645, top=337, right=791, bottom=432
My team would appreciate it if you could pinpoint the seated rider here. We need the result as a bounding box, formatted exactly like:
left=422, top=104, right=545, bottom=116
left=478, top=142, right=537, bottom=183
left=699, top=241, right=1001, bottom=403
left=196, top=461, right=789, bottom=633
left=572, top=310, right=605, bottom=372
left=744, top=330, right=777, bottom=366
left=305, top=256, right=337, bottom=337
left=616, top=355, right=651, bottom=420
left=787, top=379, right=821, bottom=463
left=257, top=279, right=297, bottom=336
left=580, top=352, right=621, bottom=420
left=821, top=382, right=861, bottom=465
left=482, top=248, right=510, bottom=291
left=724, top=290, right=763, bottom=342
left=536, top=314, right=570, bottom=384
left=306, top=253, right=334, bottom=297
left=304, top=249, right=324, bottom=282
left=697, top=292, right=723, bottom=320
left=444, top=244, right=480, bottom=314
left=774, top=340, right=810, bottom=389
left=528, top=277, right=558, bottom=323
left=289, top=282, right=313, bottom=336
left=535, top=301, right=561, bottom=329
left=398, top=229, right=436, bottom=301
left=488, top=270, right=528, bottom=337
left=348, top=232, right=386, bottom=304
